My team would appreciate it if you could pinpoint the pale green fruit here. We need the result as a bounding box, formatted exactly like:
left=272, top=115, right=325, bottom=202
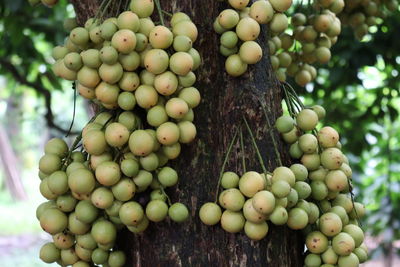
left=332, top=232, right=356, bottom=256
left=117, top=11, right=140, bottom=32
left=306, top=231, right=329, bottom=254
left=319, top=212, right=343, bottom=237
left=287, top=208, right=308, bottom=230
left=172, top=20, right=198, bottom=42
left=236, top=17, right=260, bottom=41
left=275, top=115, right=295, bottom=133
left=239, top=171, right=265, bottom=197
left=318, top=126, right=339, bottom=148
left=199, top=202, right=222, bottom=225
left=321, top=148, right=344, bottom=170
left=304, top=253, right=321, bottom=267
left=244, top=220, right=269, bottom=240
left=130, top=0, right=154, bottom=18
left=239, top=41, right=262, bottom=64
left=40, top=242, right=60, bottom=263
left=220, top=31, right=238, bottom=49
left=220, top=210, right=245, bottom=233
left=144, top=49, right=169, bottom=74
left=168, top=203, right=189, bottom=223
left=296, top=109, right=319, bottom=131
left=225, top=54, right=247, bottom=76
left=252, top=190, right=275, bottom=214
left=218, top=9, right=240, bottom=30
left=149, top=25, right=173, bottom=49
left=343, top=224, right=364, bottom=247
left=249, top=0, right=274, bottom=24
left=221, top=172, right=240, bottom=189
left=270, top=13, right=288, bottom=33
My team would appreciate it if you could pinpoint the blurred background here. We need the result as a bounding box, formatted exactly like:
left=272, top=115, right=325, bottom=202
left=0, top=0, right=399, bottom=266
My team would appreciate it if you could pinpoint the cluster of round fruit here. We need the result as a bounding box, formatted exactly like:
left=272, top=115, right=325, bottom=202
left=270, top=0, right=344, bottom=86
left=275, top=106, right=368, bottom=266
left=198, top=105, right=368, bottom=266
left=51, top=3, right=201, bottom=113
left=339, top=0, right=398, bottom=40
left=28, top=0, right=58, bottom=7
left=37, top=114, right=191, bottom=266
left=213, top=0, right=293, bottom=76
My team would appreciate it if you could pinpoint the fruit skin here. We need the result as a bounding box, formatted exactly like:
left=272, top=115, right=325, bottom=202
left=199, top=202, right=222, bottom=225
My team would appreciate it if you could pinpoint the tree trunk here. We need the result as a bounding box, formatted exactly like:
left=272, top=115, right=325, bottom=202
left=70, top=0, right=304, bottom=266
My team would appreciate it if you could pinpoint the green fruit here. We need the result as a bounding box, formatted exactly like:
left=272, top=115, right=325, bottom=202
left=117, top=11, right=140, bottom=32
left=296, top=109, right=319, bottom=131
left=244, top=220, right=269, bottom=240
left=178, top=72, right=196, bottom=87
left=154, top=71, right=178, bottom=96
left=270, top=0, right=292, bottom=12
left=165, top=98, right=189, bottom=119
left=119, top=52, right=140, bottom=72
left=100, top=21, right=118, bottom=40
left=287, top=188, right=299, bottom=208
left=95, top=161, right=121, bottom=186
left=169, top=52, right=194, bottom=76
left=220, top=210, right=245, bottom=233
left=45, top=138, right=68, bottom=157
left=118, top=111, right=139, bottom=131
left=239, top=171, right=265, bottom=197
left=306, top=231, right=329, bottom=254
left=108, top=250, right=126, bottom=267
left=135, top=85, right=159, bottom=108
left=112, top=29, right=137, bottom=54
left=161, top=142, right=181, bottom=159
left=52, top=46, right=69, bottom=61
left=47, top=171, right=68, bottom=195
left=243, top=198, right=267, bottom=223
left=91, top=248, right=109, bottom=265
left=68, top=212, right=90, bottom=235
left=301, top=153, right=321, bottom=171
left=144, top=49, right=169, bottom=74
left=220, top=31, right=238, bottom=49
left=322, top=246, right=339, bottom=265
left=133, top=170, right=153, bottom=188
left=236, top=17, right=260, bottom=41
left=332, top=232, right=356, bottom=256
left=325, top=170, right=348, bottom=192
left=338, top=253, right=359, bottom=267
left=310, top=180, right=328, bottom=200
left=129, top=130, right=155, bottom=156
left=75, top=200, right=99, bottom=224
left=130, top=0, right=154, bottom=18
left=127, top=216, right=150, bottom=233
left=239, top=41, right=262, bottom=64
left=304, top=253, right=321, bottom=267
left=40, top=242, right=60, bottom=263
left=82, top=130, right=107, bottom=156
left=149, top=25, right=173, bottom=49
left=290, top=164, right=308, bottom=181
left=270, top=13, right=288, bottom=33
left=157, top=167, right=179, bottom=187
left=249, top=0, right=273, bottom=24
left=319, top=212, right=343, bottom=237
left=53, top=232, right=75, bottom=250
left=40, top=208, right=68, bottom=234
left=220, top=188, right=245, bottom=211
left=138, top=18, right=155, bottom=37
left=76, top=233, right=97, bottom=250
left=318, top=126, right=339, bottom=148
left=275, top=115, right=295, bottom=133
left=119, top=201, right=144, bottom=226
left=64, top=52, right=82, bottom=71
left=70, top=27, right=89, bottom=46
left=91, top=187, right=114, bottom=209
left=298, top=133, right=318, bottom=154
left=342, top=224, right=364, bottom=247
left=100, top=46, right=119, bottom=64
left=272, top=166, right=296, bottom=186
left=91, top=220, right=117, bottom=245
left=321, top=148, right=344, bottom=170
left=353, top=247, right=368, bottom=263
left=225, top=54, right=247, bottom=76
left=146, top=200, right=169, bottom=222
left=172, top=20, right=198, bottom=42
left=294, top=181, right=311, bottom=199
left=105, top=122, right=130, bottom=147
left=221, top=171, right=240, bottom=189
left=56, top=194, right=77, bottom=212
left=287, top=208, right=308, bottom=230
left=218, top=9, right=240, bottom=30
left=271, top=180, right=291, bottom=198
left=168, top=203, right=189, bottom=223
left=39, top=153, right=61, bottom=175
left=173, top=35, right=193, bottom=52
left=177, top=121, right=197, bottom=143
left=68, top=168, right=95, bottom=194
left=199, top=202, right=222, bottom=225
left=270, top=206, right=288, bottom=225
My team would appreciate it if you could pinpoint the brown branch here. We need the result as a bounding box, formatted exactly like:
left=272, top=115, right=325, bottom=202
left=0, top=57, right=78, bottom=135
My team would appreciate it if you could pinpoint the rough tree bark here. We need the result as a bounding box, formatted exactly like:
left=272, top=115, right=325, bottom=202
left=70, top=0, right=304, bottom=266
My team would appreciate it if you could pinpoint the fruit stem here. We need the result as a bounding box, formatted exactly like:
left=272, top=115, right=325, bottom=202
left=214, top=128, right=239, bottom=203
left=242, top=116, right=268, bottom=176
left=154, top=0, right=165, bottom=26
left=284, top=82, right=305, bottom=109
left=240, top=128, right=246, bottom=173
left=162, top=10, right=173, bottom=17
left=65, top=82, right=77, bottom=138
left=258, top=101, right=283, bottom=167
left=282, top=84, right=296, bottom=117
left=160, top=186, right=172, bottom=206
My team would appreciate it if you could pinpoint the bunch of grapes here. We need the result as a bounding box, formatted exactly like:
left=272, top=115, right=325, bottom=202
left=213, top=0, right=293, bottom=77
left=339, top=0, right=398, bottom=40
left=199, top=96, right=368, bottom=266
left=37, top=0, right=201, bottom=266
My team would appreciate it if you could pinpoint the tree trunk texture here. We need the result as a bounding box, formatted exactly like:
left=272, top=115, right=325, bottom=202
left=70, top=0, right=304, bottom=266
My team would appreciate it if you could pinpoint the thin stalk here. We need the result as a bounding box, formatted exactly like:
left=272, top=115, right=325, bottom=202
left=259, top=101, right=283, bottom=166
left=160, top=187, right=172, bottom=206
left=240, top=128, right=246, bottom=173
left=98, top=0, right=113, bottom=21
left=242, top=116, right=268, bottom=175
left=162, top=10, right=173, bottom=17
left=214, top=129, right=239, bottom=203
left=154, top=0, right=165, bottom=26
left=94, top=0, right=109, bottom=21
left=65, top=82, right=77, bottom=137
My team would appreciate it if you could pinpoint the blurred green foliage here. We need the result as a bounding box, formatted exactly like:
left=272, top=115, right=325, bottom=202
left=297, top=12, right=400, bottom=258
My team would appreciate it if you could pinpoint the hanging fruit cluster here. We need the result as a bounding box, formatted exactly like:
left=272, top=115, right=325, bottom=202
left=199, top=86, right=368, bottom=266
left=37, top=0, right=201, bottom=266
left=213, top=0, right=293, bottom=76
